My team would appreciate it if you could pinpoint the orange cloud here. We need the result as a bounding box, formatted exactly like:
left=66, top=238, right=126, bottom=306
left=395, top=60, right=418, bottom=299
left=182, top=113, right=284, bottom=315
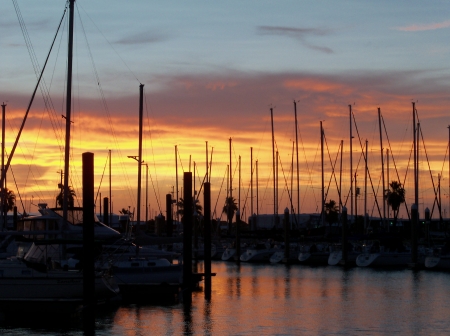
left=396, top=20, right=450, bottom=32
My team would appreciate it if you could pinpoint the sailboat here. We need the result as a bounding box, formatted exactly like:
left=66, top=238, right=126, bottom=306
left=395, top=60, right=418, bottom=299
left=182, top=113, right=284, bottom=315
left=0, top=0, right=121, bottom=312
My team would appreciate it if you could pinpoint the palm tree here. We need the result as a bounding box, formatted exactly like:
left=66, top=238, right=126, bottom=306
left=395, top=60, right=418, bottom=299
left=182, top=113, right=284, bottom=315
left=1, top=188, right=16, bottom=214
left=384, top=180, right=405, bottom=225
left=324, top=199, right=339, bottom=227
left=176, top=197, right=203, bottom=217
left=222, top=196, right=238, bottom=223
left=56, top=186, right=76, bottom=208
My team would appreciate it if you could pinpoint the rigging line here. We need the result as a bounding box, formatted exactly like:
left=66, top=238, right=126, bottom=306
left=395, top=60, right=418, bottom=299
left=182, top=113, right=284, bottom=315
left=441, top=142, right=449, bottom=177
left=149, top=169, right=162, bottom=214
left=1, top=4, right=67, bottom=189
left=75, top=5, right=135, bottom=205
left=276, top=151, right=295, bottom=217
left=13, top=0, right=66, bottom=153
left=8, top=164, right=26, bottom=216
left=419, top=126, right=441, bottom=215
left=212, top=166, right=228, bottom=219
left=352, top=111, right=383, bottom=220
left=381, top=115, right=403, bottom=186
left=95, top=153, right=109, bottom=205
left=143, top=92, right=162, bottom=209
left=76, top=1, right=140, bottom=83
left=177, top=147, right=185, bottom=174
left=323, top=131, right=342, bottom=205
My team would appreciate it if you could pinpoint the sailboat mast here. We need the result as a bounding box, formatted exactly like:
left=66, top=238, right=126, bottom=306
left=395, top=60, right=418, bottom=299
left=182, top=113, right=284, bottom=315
left=256, top=160, right=259, bottom=216
left=340, top=139, right=343, bottom=212
left=136, top=84, right=144, bottom=231
left=349, top=105, right=353, bottom=225
left=1, top=103, right=5, bottom=230
left=413, top=102, right=418, bottom=206
left=364, top=139, right=368, bottom=231
left=63, top=0, right=75, bottom=227
left=378, top=107, right=385, bottom=228
left=251, top=147, right=253, bottom=218
left=109, top=149, right=112, bottom=225
left=175, top=145, right=179, bottom=223
left=271, top=108, right=276, bottom=226
left=321, top=121, right=325, bottom=228
left=294, top=100, right=300, bottom=215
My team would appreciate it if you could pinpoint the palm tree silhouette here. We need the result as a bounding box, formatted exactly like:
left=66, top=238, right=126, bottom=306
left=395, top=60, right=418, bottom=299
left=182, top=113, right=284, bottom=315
left=176, top=197, right=203, bottom=217
left=324, top=199, right=339, bottom=227
left=56, top=186, right=76, bottom=208
left=222, top=196, right=238, bottom=223
left=1, top=188, right=16, bottom=214
left=384, top=181, right=405, bottom=226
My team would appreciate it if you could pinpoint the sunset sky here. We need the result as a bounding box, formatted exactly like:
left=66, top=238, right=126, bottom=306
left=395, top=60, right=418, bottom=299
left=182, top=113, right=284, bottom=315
left=1, top=1, right=449, bottom=222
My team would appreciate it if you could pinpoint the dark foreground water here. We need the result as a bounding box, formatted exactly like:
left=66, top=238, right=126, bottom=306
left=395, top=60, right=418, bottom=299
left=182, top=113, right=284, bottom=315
left=1, top=261, right=450, bottom=335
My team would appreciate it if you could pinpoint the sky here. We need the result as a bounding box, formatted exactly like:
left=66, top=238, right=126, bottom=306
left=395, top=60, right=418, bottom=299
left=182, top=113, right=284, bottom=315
left=1, top=0, right=450, bottom=222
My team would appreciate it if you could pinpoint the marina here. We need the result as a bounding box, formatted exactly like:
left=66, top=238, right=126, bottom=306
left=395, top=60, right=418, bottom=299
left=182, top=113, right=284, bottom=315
left=1, top=1, right=450, bottom=334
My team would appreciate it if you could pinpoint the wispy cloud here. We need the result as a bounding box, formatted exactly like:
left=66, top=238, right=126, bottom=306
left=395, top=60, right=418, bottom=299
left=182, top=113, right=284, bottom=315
left=257, top=26, right=333, bottom=54
left=396, top=20, right=450, bottom=32
left=115, top=31, right=168, bottom=45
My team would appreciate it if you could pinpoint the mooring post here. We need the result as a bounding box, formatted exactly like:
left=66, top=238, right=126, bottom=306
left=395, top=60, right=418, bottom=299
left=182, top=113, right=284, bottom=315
left=204, top=182, right=212, bottom=300
left=341, top=206, right=348, bottom=266
left=411, top=203, right=418, bottom=266
left=103, top=197, right=109, bottom=227
left=82, top=152, right=95, bottom=330
left=182, top=172, right=193, bottom=304
left=166, top=194, right=173, bottom=237
left=284, top=207, right=290, bottom=262
left=235, top=210, right=241, bottom=263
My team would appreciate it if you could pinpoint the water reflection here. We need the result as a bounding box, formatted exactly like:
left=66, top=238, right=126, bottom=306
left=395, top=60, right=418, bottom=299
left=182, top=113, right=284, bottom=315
left=2, top=262, right=450, bottom=335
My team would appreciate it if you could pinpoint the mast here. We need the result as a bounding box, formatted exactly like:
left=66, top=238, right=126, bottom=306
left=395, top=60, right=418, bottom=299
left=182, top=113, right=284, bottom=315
left=364, top=139, right=368, bottom=231
left=63, top=0, right=75, bottom=228
left=175, top=145, right=179, bottom=223
left=136, top=84, right=144, bottom=231
left=291, top=141, right=294, bottom=215
left=276, top=150, right=279, bottom=224
left=378, top=107, right=386, bottom=229
left=339, top=139, right=343, bottom=213
left=321, top=121, right=325, bottom=227
left=294, top=100, right=300, bottom=215
left=256, top=160, right=259, bottom=216
left=228, top=137, right=233, bottom=234
left=413, top=102, right=418, bottom=207
left=251, top=147, right=253, bottom=217
left=349, top=105, right=353, bottom=225
left=271, top=108, right=276, bottom=226
left=1, top=103, right=5, bottom=230
left=109, top=149, right=112, bottom=225
left=206, top=141, right=208, bottom=183
left=386, top=148, right=390, bottom=222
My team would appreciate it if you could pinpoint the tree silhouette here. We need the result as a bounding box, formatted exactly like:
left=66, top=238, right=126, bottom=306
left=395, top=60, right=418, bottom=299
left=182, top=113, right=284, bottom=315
left=56, top=186, right=76, bottom=208
left=1, top=188, right=16, bottom=214
left=176, top=197, right=203, bottom=217
left=222, top=196, right=238, bottom=223
left=324, top=199, right=339, bottom=227
left=384, top=181, right=405, bottom=225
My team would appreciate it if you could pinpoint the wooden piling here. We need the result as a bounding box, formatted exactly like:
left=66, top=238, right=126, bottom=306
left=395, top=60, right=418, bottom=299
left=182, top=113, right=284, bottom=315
left=182, top=172, right=193, bottom=304
left=204, top=182, right=211, bottom=300
left=82, top=152, right=95, bottom=329
left=410, top=203, right=418, bottom=267
left=340, top=206, right=348, bottom=266
left=283, top=207, right=290, bottom=262
left=103, top=197, right=109, bottom=227
left=235, top=210, right=241, bottom=263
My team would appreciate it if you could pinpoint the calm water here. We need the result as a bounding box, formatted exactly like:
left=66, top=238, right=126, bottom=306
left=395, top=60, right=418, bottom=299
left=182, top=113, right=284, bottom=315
left=1, top=261, right=450, bottom=335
